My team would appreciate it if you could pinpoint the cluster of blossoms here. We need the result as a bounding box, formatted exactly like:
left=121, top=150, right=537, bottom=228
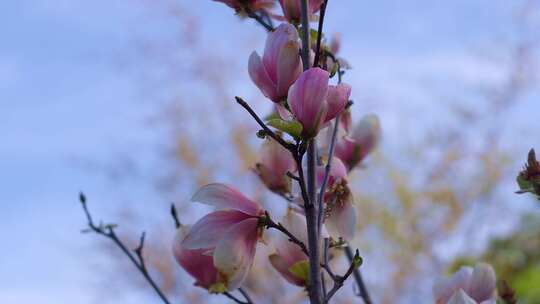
left=170, top=1, right=504, bottom=303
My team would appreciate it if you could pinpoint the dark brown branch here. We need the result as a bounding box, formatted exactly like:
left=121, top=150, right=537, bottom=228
left=235, top=96, right=295, bottom=151
left=79, top=193, right=171, bottom=304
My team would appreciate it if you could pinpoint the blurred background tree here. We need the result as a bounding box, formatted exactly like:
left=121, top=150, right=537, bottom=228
left=89, top=1, right=540, bottom=303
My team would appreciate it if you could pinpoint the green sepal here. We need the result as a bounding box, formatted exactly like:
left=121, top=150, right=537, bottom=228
left=267, top=118, right=303, bottom=140
left=288, top=260, right=310, bottom=283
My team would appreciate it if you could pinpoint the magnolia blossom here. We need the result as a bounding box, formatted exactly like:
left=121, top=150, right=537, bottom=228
left=278, top=0, right=324, bottom=22
left=214, top=0, right=274, bottom=12
left=181, top=183, right=264, bottom=291
left=317, top=156, right=357, bottom=240
left=249, top=23, right=302, bottom=103
left=173, top=225, right=220, bottom=291
left=334, top=114, right=381, bottom=171
left=287, top=68, right=350, bottom=138
left=255, top=137, right=296, bottom=194
left=433, top=263, right=497, bottom=304
left=269, top=210, right=309, bottom=286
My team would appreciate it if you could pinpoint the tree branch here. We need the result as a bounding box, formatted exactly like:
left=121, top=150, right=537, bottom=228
left=79, top=193, right=171, bottom=304
left=243, top=6, right=274, bottom=32
left=346, top=246, right=372, bottom=304
left=313, top=0, right=329, bottom=68
left=324, top=249, right=362, bottom=303
left=235, top=96, right=295, bottom=151
left=263, top=211, right=309, bottom=255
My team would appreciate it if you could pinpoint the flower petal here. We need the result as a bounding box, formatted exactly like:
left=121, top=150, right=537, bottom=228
left=173, top=227, right=218, bottom=289
left=269, top=254, right=306, bottom=286
left=182, top=210, right=252, bottom=250
left=191, top=183, right=261, bottom=215
left=324, top=83, right=350, bottom=123
left=326, top=195, right=356, bottom=240
left=433, top=266, right=473, bottom=304
left=467, top=263, right=496, bottom=302
left=288, top=68, right=329, bottom=136
left=213, top=218, right=259, bottom=290
left=447, top=289, right=477, bottom=304
left=248, top=51, right=279, bottom=102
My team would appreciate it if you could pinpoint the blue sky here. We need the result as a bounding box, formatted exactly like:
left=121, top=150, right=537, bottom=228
left=1, top=0, right=539, bottom=303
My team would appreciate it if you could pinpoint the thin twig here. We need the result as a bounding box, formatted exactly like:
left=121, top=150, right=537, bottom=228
left=263, top=211, right=309, bottom=255
left=243, top=6, right=274, bottom=32
left=324, top=249, right=362, bottom=303
left=224, top=292, right=249, bottom=304
left=239, top=287, right=255, bottom=304
left=313, top=0, right=329, bottom=68
left=170, top=204, right=181, bottom=229
left=79, top=193, right=171, bottom=304
left=346, top=246, right=372, bottom=304
left=317, top=114, right=341, bottom=232
left=235, top=96, right=294, bottom=151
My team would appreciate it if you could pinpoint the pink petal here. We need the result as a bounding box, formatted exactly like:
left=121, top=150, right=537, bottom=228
left=316, top=157, right=348, bottom=186
left=326, top=195, right=356, bottom=240
left=191, top=183, right=261, bottom=215
left=269, top=254, right=306, bottom=286
left=288, top=68, right=329, bottom=136
left=173, top=228, right=218, bottom=289
left=308, top=0, right=324, bottom=14
left=351, top=114, right=381, bottom=159
left=433, top=266, right=473, bottom=304
left=324, top=83, right=350, bottom=123
left=466, top=264, right=496, bottom=302
left=276, top=103, right=294, bottom=121
left=213, top=218, right=259, bottom=290
left=447, top=289, right=477, bottom=304
left=276, top=40, right=302, bottom=97
left=248, top=51, right=279, bottom=102
left=182, top=210, right=252, bottom=250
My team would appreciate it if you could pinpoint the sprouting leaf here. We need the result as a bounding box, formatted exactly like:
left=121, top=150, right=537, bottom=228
left=288, top=260, right=310, bottom=283
left=267, top=118, right=303, bottom=139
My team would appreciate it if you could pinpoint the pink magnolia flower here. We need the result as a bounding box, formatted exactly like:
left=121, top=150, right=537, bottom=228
left=181, top=183, right=264, bottom=291
left=278, top=0, right=324, bottom=23
left=335, top=114, right=381, bottom=171
left=255, top=137, right=296, bottom=195
left=317, top=156, right=357, bottom=240
left=269, top=210, right=309, bottom=286
left=173, top=225, right=220, bottom=291
left=287, top=67, right=350, bottom=138
left=433, top=263, right=497, bottom=304
left=214, top=0, right=274, bottom=12
left=249, top=23, right=302, bottom=103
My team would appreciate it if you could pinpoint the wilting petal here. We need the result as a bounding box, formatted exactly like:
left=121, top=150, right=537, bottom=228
left=467, top=263, right=496, bottom=302
left=182, top=210, right=252, bottom=250
left=173, top=228, right=218, bottom=289
left=434, top=266, right=473, bottom=304
left=288, top=68, right=330, bottom=137
left=213, top=218, right=259, bottom=290
left=249, top=51, right=279, bottom=101
left=326, top=195, right=356, bottom=240
left=191, top=183, right=261, bottom=215
left=447, top=289, right=477, bottom=304
left=324, top=83, right=350, bottom=123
